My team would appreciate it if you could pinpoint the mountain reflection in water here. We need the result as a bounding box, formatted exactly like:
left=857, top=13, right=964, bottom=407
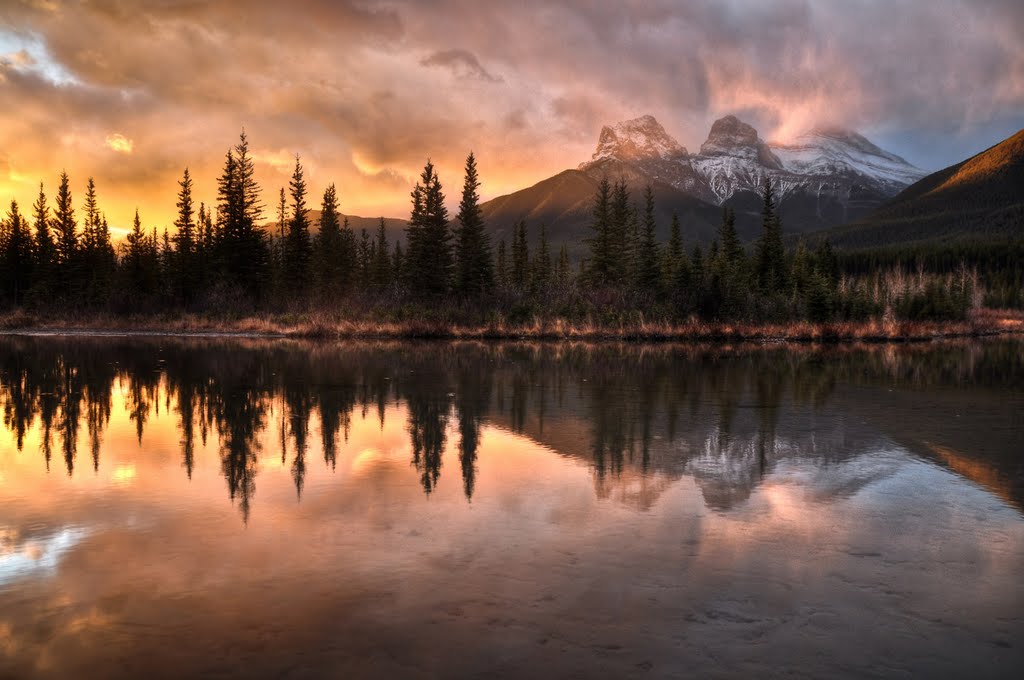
left=0, top=336, right=1022, bottom=679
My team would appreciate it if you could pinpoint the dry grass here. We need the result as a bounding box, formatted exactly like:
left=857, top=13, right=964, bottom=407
left=1, top=307, right=1022, bottom=342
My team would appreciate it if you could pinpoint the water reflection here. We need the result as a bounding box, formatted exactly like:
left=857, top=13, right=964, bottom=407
left=1, top=336, right=1023, bottom=678
left=1, top=336, right=1022, bottom=518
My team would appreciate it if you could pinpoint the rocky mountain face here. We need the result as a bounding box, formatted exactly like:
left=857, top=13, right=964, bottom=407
left=577, top=114, right=926, bottom=230
left=480, top=112, right=927, bottom=255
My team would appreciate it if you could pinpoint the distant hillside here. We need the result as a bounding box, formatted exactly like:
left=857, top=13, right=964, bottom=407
left=479, top=168, right=749, bottom=259
left=822, top=129, right=1024, bottom=249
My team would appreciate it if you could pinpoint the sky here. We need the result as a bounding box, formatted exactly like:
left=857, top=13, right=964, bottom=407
left=1, top=0, right=1022, bottom=235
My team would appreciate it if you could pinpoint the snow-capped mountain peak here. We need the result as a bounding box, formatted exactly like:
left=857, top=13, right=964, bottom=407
left=699, top=115, right=782, bottom=169
left=590, top=114, right=688, bottom=162
left=771, top=127, right=925, bottom=190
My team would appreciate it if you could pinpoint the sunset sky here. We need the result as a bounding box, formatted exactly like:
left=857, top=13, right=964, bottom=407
left=1, top=0, right=1023, bottom=235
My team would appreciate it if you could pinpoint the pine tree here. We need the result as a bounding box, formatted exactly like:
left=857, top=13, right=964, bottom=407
left=712, top=206, right=746, bottom=318
left=173, top=168, right=196, bottom=302
left=496, top=239, right=508, bottom=291
left=718, top=206, right=742, bottom=265
left=511, top=220, right=529, bottom=292
left=585, top=176, right=613, bottom=286
left=404, top=160, right=452, bottom=296
left=689, top=244, right=705, bottom=312
left=314, top=184, right=344, bottom=295
left=284, top=155, right=312, bottom=294
left=636, top=185, right=661, bottom=292
left=81, top=177, right=100, bottom=253
left=531, top=223, right=552, bottom=295
left=358, top=228, right=372, bottom=285
left=611, top=180, right=632, bottom=286
left=1, top=200, right=32, bottom=304
left=52, top=171, right=78, bottom=298
left=373, top=219, right=391, bottom=288
left=215, top=131, right=269, bottom=298
left=454, top=152, right=494, bottom=296
left=124, top=208, right=149, bottom=299
left=31, top=183, right=55, bottom=298
left=196, top=201, right=214, bottom=292
left=340, top=216, right=357, bottom=291
left=756, top=176, right=787, bottom=294
left=663, top=211, right=683, bottom=289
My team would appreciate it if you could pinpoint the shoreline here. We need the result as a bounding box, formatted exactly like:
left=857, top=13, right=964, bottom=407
left=2, top=309, right=1022, bottom=343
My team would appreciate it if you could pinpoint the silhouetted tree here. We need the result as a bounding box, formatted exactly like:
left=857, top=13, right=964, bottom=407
left=173, top=168, right=197, bottom=303
left=1, top=201, right=32, bottom=304
left=454, top=152, right=494, bottom=296
left=372, top=219, right=391, bottom=288
left=405, top=160, right=451, bottom=296
left=284, top=155, right=312, bottom=294
left=52, top=171, right=77, bottom=298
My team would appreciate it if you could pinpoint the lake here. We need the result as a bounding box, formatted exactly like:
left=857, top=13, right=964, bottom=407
left=1, top=336, right=1022, bottom=678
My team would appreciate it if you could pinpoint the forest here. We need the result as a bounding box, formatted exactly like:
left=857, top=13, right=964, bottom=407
left=0, top=131, right=1019, bottom=333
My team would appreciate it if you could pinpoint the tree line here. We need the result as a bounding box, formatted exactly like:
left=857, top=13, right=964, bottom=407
left=0, top=130, right=1000, bottom=322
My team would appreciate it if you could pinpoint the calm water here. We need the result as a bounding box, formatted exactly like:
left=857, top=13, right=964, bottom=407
left=1, top=336, right=1022, bottom=679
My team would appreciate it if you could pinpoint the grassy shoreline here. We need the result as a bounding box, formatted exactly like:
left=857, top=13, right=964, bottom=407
left=1, top=308, right=1022, bottom=342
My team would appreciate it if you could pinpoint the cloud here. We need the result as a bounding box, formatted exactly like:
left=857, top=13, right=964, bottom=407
left=420, top=49, right=503, bottom=83
left=104, top=133, right=133, bottom=154
left=0, top=0, right=1022, bottom=231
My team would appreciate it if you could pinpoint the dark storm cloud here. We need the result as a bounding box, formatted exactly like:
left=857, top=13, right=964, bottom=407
left=1, top=0, right=1022, bottom=230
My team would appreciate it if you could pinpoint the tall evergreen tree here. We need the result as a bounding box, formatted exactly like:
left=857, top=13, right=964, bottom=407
left=611, top=180, right=632, bottom=286
left=373, top=219, right=391, bottom=288
left=496, top=239, right=508, bottom=291
left=81, top=177, right=100, bottom=252
left=636, top=185, right=661, bottom=292
left=404, top=160, right=452, bottom=296
left=756, top=176, right=787, bottom=294
left=124, top=208, right=151, bottom=299
left=314, top=184, right=344, bottom=295
left=284, top=155, right=312, bottom=293
left=51, top=171, right=78, bottom=298
left=358, top=228, right=373, bottom=285
left=173, top=168, right=196, bottom=302
left=663, top=211, right=683, bottom=288
left=1, top=200, right=32, bottom=304
left=556, top=244, right=572, bottom=290
left=586, top=176, right=613, bottom=286
left=215, top=131, right=268, bottom=298
left=31, top=183, right=55, bottom=298
left=511, top=220, right=529, bottom=292
left=531, top=223, right=552, bottom=295
left=454, top=152, right=494, bottom=296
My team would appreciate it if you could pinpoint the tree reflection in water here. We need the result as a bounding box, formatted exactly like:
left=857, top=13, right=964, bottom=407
left=1, top=336, right=1022, bottom=519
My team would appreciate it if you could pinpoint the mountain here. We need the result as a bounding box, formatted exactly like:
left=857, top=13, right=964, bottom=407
left=822, top=129, right=1024, bottom=249
left=481, top=114, right=925, bottom=252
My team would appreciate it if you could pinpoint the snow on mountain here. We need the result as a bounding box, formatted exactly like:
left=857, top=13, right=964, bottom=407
left=698, top=115, right=783, bottom=169
left=579, top=114, right=926, bottom=225
left=589, top=114, right=688, bottom=162
left=771, top=128, right=925, bottom=193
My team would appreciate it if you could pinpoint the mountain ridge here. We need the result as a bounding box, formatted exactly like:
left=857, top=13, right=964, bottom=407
left=480, top=113, right=926, bottom=252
